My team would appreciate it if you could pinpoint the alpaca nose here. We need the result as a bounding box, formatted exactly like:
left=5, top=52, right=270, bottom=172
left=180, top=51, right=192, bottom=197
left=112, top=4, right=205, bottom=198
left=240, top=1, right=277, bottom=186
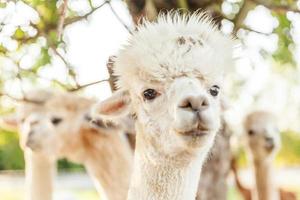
left=265, top=136, right=273, bottom=143
left=265, top=136, right=274, bottom=149
left=179, top=95, right=209, bottom=112
left=28, top=130, right=34, bottom=137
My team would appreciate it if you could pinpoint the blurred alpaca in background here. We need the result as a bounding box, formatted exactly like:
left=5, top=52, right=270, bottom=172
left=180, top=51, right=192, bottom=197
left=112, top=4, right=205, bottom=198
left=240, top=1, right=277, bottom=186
left=1, top=89, right=133, bottom=200
left=232, top=111, right=296, bottom=200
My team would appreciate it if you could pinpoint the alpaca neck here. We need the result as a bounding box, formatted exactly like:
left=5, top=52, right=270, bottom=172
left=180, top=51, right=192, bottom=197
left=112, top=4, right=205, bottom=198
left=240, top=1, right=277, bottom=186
left=253, top=158, right=279, bottom=200
left=128, top=153, right=205, bottom=200
left=25, top=150, right=56, bottom=200
left=83, top=131, right=133, bottom=200
left=127, top=126, right=210, bottom=200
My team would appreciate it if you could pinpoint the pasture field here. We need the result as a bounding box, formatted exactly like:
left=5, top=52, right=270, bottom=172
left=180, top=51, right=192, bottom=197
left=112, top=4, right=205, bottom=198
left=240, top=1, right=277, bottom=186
left=0, top=171, right=299, bottom=200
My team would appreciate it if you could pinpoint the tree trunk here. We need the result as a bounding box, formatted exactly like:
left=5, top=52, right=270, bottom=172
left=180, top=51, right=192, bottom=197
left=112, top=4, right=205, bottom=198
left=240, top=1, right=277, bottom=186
left=124, top=0, right=223, bottom=26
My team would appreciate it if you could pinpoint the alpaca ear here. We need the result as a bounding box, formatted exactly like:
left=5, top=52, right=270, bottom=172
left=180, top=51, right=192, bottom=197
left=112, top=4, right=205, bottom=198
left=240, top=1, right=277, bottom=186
left=0, top=114, right=19, bottom=131
left=92, top=90, right=131, bottom=120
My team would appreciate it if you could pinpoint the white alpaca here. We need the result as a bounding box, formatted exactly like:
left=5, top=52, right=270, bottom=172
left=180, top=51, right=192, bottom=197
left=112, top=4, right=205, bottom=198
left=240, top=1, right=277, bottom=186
left=244, top=111, right=296, bottom=200
left=93, top=12, right=234, bottom=200
left=3, top=90, right=133, bottom=200
left=16, top=90, right=57, bottom=200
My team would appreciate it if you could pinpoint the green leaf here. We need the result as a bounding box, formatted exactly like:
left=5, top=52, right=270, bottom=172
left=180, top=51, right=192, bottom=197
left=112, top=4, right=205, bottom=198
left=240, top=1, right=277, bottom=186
left=272, top=13, right=295, bottom=66
left=0, top=2, right=6, bottom=8
left=36, top=1, right=59, bottom=25
left=31, top=47, right=51, bottom=71
left=48, top=30, right=58, bottom=46
left=0, top=45, right=7, bottom=54
left=13, top=27, right=26, bottom=40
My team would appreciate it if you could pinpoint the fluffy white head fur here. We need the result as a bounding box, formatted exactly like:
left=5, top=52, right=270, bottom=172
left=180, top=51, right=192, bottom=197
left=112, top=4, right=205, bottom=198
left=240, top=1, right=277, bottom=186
left=115, top=12, right=233, bottom=90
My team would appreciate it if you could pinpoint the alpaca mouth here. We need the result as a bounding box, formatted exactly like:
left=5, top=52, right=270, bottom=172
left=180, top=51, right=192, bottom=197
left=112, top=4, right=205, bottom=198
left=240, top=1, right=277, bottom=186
left=26, top=139, right=41, bottom=151
left=181, top=130, right=209, bottom=137
left=179, top=127, right=210, bottom=137
left=265, top=143, right=275, bottom=152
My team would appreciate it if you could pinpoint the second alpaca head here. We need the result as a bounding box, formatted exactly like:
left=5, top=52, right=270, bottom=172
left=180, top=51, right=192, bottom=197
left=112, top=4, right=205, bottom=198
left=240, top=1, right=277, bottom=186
left=15, top=90, right=130, bottom=161
left=244, top=111, right=281, bottom=161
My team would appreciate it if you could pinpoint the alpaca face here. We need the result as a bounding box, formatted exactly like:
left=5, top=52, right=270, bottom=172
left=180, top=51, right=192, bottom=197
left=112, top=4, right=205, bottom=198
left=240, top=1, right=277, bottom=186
left=133, top=76, right=221, bottom=155
left=93, top=80, right=221, bottom=157
left=18, top=101, right=84, bottom=156
left=93, top=14, right=234, bottom=157
left=19, top=112, right=63, bottom=154
left=244, top=111, right=281, bottom=160
left=19, top=94, right=93, bottom=157
left=18, top=92, right=132, bottom=161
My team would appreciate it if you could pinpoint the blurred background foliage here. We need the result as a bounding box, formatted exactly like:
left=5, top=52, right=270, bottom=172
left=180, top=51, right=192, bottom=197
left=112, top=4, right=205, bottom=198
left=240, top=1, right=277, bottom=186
left=0, top=129, right=23, bottom=170
left=0, top=0, right=299, bottom=170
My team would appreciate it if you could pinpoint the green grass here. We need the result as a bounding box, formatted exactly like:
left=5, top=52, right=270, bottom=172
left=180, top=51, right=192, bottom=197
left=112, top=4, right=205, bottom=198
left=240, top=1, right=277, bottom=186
left=73, top=189, right=99, bottom=199
left=1, top=186, right=300, bottom=200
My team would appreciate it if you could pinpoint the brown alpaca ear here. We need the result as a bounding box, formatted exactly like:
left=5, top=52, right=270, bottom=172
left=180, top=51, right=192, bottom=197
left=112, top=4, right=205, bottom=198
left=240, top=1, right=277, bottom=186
left=92, top=90, right=131, bottom=119
left=0, top=114, right=19, bottom=131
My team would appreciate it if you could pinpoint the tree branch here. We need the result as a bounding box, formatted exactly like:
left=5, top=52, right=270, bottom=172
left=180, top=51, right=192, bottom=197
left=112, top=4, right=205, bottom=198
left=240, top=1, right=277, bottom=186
left=50, top=46, right=79, bottom=87
left=20, top=67, right=71, bottom=90
left=13, top=59, right=29, bottom=100
left=68, top=79, right=109, bottom=92
left=107, top=1, right=133, bottom=34
left=57, top=0, right=69, bottom=41
left=64, top=1, right=108, bottom=27
left=0, top=92, right=44, bottom=104
left=177, top=0, right=189, bottom=9
left=249, top=0, right=300, bottom=13
left=232, top=0, right=256, bottom=35
left=239, top=25, right=271, bottom=36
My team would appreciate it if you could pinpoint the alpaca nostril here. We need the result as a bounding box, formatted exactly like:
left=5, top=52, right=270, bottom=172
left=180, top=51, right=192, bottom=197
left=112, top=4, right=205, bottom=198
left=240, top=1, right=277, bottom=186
left=28, top=131, right=34, bottom=137
left=265, top=141, right=275, bottom=152
left=201, top=98, right=209, bottom=108
left=265, top=136, right=273, bottom=142
left=265, top=136, right=274, bottom=147
left=26, top=137, right=35, bottom=148
left=179, top=99, right=192, bottom=109
left=179, top=95, right=209, bottom=112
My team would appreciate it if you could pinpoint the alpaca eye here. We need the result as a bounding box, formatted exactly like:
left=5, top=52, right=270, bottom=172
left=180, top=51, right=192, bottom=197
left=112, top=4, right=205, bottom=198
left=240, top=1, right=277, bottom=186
left=209, top=85, right=220, bottom=97
left=248, top=130, right=255, bottom=136
left=143, top=89, right=159, bottom=100
left=51, top=117, right=62, bottom=125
